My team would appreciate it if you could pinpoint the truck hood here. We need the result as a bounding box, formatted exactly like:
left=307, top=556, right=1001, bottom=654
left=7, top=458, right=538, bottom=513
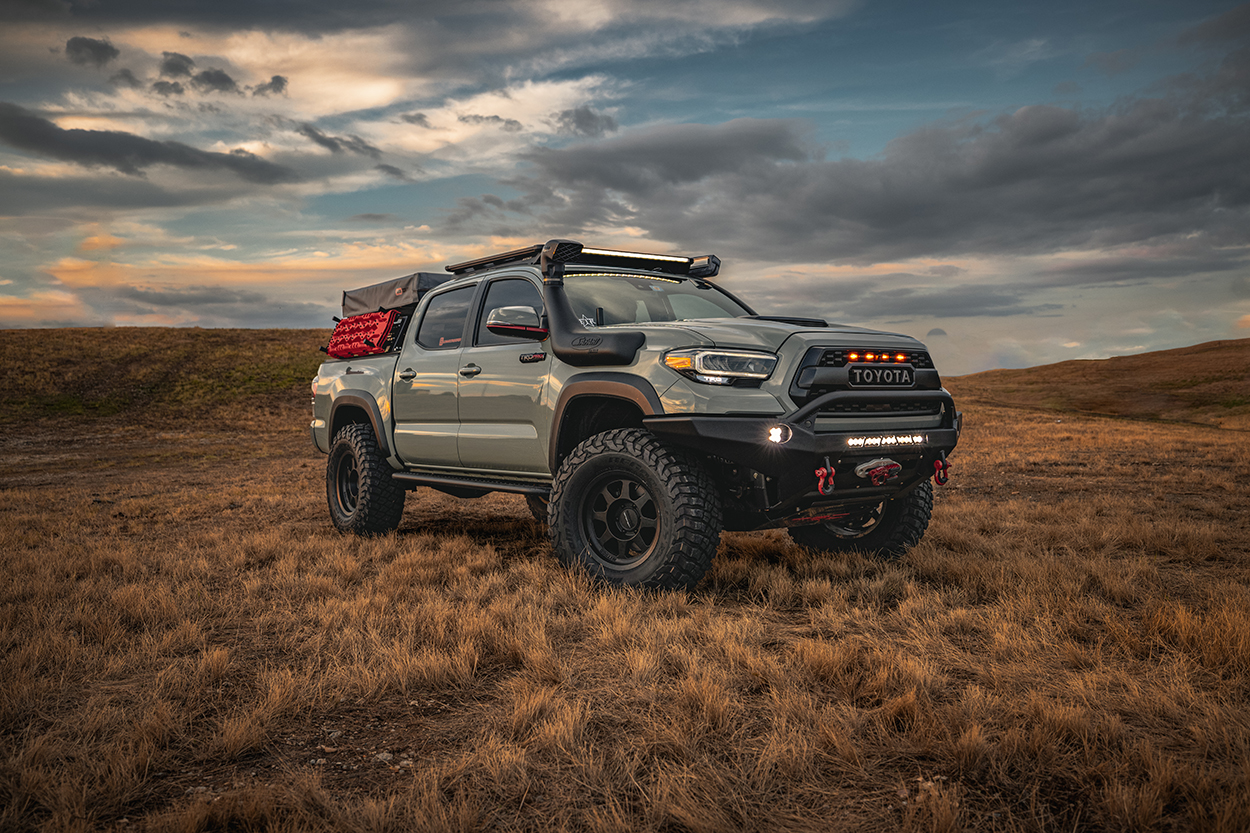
left=631, top=318, right=926, bottom=354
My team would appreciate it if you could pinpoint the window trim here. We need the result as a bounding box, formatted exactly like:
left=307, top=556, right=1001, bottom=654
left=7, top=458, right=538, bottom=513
left=414, top=282, right=478, bottom=351
left=471, top=275, right=545, bottom=348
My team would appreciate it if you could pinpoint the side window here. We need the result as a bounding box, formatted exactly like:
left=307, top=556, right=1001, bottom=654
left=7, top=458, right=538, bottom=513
left=416, top=286, right=474, bottom=349
left=474, top=278, right=544, bottom=346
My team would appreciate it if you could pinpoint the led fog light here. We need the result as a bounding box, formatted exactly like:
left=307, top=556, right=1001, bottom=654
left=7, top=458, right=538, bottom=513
left=767, top=424, right=793, bottom=444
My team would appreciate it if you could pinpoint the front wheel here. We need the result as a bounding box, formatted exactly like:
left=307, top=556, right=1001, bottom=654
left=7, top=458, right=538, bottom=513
left=548, top=428, right=722, bottom=590
left=788, top=479, right=933, bottom=559
left=326, top=423, right=405, bottom=536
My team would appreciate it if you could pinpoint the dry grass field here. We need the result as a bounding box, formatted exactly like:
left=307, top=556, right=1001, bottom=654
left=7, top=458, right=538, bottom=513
left=2, top=330, right=1248, bottom=832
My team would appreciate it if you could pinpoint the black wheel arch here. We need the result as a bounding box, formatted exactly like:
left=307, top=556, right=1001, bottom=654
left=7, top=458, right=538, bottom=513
left=548, top=373, right=664, bottom=472
left=329, top=391, right=391, bottom=457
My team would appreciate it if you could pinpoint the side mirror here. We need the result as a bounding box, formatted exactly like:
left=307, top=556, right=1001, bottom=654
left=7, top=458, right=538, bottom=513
left=486, top=306, right=548, bottom=340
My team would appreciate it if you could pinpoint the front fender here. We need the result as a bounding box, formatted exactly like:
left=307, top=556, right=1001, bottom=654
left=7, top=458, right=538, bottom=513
left=547, top=373, right=664, bottom=472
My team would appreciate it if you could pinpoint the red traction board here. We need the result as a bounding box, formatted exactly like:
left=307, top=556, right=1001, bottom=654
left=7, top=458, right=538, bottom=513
left=326, top=310, right=398, bottom=359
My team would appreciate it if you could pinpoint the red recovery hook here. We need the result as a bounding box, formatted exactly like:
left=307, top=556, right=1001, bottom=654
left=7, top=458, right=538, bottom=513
left=933, top=451, right=950, bottom=486
left=815, top=457, right=836, bottom=496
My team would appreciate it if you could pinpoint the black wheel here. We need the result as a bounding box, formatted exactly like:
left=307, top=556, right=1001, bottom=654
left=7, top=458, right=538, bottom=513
left=788, top=479, right=933, bottom=559
left=525, top=493, right=550, bottom=525
left=549, top=428, right=722, bottom=590
left=326, top=423, right=405, bottom=536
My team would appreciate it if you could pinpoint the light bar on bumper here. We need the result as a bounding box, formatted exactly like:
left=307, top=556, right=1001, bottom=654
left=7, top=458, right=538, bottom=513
left=664, top=348, right=778, bottom=385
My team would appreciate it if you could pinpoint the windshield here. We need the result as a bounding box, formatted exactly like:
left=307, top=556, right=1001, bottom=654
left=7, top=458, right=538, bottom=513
left=563, top=273, right=750, bottom=327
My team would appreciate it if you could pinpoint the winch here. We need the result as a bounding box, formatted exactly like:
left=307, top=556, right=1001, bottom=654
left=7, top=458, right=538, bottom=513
left=854, top=458, right=902, bottom=486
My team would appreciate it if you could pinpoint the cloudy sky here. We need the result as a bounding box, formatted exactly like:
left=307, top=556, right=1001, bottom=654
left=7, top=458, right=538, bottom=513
left=1, top=0, right=1248, bottom=373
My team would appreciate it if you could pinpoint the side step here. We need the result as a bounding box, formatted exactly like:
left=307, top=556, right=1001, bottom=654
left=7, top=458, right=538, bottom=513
left=392, top=471, right=550, bottom=496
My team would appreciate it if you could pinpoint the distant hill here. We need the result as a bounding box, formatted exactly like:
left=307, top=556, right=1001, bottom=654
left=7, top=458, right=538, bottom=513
left=946, top=338, right=1250, bottom=430
left=0, top=327, right=331, bottom=426
left=4, top=328, right=1247, bottom=431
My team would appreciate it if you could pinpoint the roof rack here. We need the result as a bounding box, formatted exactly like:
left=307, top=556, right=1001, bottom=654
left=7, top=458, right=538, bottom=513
left=445, top=240, right=720, bottom=278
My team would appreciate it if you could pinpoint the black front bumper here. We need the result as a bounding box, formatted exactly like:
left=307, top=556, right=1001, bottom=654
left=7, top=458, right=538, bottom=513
left=644, top=389, right=961, bottom=520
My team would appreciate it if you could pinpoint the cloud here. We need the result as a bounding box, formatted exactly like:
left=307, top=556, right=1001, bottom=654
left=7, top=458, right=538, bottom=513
left=459, top=62, right=1250, bottom=270
left=374, top=163, right=412, bottom=180
left=251, top=75, right=287, bottom=96
left=458, top=114, right=523, bottom=132
left=349, top=213, right=399, bottom=222
left=151, top=80, right=184, bottom=96
left=0, top=102, right=299, bottom=184
left=554, top=105, right=618, bottom=138
left=399, top=111, right=431, bottom=127
left=108, top=68, right=142, bottom=88
left=65, top=36, right=119, bottom=68
left=191, top=68, right=241, bottom=94
left=295, top=124, right=382, bottom=158
left=159, top=51, right=195, bottom=77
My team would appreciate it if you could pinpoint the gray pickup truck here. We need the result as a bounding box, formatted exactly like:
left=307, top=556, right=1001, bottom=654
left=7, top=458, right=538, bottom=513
left=310, top=239, right=960, bottom=589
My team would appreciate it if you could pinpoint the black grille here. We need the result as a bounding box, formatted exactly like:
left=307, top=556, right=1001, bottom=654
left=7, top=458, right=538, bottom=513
left=818, top=348, right=933, bottom=368
left=817, top=401, right=942, bottom=416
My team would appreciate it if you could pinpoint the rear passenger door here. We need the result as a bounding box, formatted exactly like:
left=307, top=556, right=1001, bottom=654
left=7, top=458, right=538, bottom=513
left=456, top=275, right=551, bottom=474
left=391, top=283, right=476, bottom=468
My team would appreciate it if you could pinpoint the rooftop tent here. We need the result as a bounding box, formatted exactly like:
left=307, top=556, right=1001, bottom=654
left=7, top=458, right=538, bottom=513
left=341, top=272, right=453, bottom=317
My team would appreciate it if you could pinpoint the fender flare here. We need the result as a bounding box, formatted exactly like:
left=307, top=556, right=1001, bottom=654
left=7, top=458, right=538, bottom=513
left=548, top=373, right=663, bottom=472
left=329, top=391, right=391, bottom=457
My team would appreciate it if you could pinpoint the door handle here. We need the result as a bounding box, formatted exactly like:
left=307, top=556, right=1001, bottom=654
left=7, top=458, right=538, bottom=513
left=398, top=369, right=417, bottom=381
left=459, top=364, right=482, bottom=377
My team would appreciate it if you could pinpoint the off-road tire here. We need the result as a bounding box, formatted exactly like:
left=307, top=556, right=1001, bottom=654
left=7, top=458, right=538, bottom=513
left=327, top=423, right=405, bottom=536
left=549, top=428, right=722, bottom=590
left=788, top=479, right=933, bottom=559
left=525, top=494, right=549, bottom=526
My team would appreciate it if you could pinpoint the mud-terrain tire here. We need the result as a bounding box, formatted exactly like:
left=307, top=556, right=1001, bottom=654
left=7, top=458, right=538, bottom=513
left=327, top=423, right=405, bottom=536
left=525, top=494, right=549, bottom=526
left=549, top=428, right=722, bottom=590
left=788, top=479, right=932, bottom=559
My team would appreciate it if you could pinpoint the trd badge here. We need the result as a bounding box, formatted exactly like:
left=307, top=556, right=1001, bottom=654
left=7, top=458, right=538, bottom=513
left=520, top=352, right=547, bottom=363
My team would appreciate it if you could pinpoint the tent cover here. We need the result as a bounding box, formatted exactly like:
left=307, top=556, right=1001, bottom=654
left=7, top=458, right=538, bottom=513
left=341, top=272, right=454, bottom=317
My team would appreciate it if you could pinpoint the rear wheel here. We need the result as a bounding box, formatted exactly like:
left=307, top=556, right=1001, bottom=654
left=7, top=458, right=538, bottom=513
left=549, top=428, right=721, bottom=590
left=788, top=480, right=932, bottom=559
left=327, top=423, right=405, bottom=535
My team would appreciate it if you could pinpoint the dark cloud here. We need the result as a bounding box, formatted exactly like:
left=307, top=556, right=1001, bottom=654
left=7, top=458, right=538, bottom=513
left=191, top=68, right=240, bottom=94
left=83, top=284, right=332, bottom=327
left=1177, top=3, right=1250, bottom=46
left=1083, top=49, right=1138, bottom=76
left=296, top=124, right=382, bottom=158
left=110, top=68, right=143, bottom=88
left=251, top=75, right=287, bottom=96
left=159, top=51, right=195, bottom=78
left=116, top=285, right=267, bottom=306
left=349, top=213, right=399, bottom=222
left=399, top=111, right=431, bottom=127
left=0, top=102, right=299, bottom=184
left=456, top=59, right=1250, bottom=271
left=151, top=80, right=184, bottom=96
left=65, top=36, right=119, bottom=68
left=459, top=114, right=523, bottom=132
left=554, top=105, right=618, bottom=138
left=375, top=163, right=412, bottom=180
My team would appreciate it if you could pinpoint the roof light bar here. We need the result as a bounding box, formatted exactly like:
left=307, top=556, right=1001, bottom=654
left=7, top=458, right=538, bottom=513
left=444, top=240, right=721, bottom=278
left=580, top=246, right=689, bottom=263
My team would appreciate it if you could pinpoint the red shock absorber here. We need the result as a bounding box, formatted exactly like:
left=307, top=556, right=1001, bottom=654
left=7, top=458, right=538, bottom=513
left=932, top=451, right=950, bottom=486
left=815, top=457, right=836, bottom=496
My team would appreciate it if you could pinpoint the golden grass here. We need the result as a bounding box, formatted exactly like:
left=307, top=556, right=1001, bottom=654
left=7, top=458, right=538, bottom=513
left=1, top=331, right=1248, bottom=831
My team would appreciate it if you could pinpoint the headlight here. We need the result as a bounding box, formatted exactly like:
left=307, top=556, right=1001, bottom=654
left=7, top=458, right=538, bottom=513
left=663, top=348, right=778, bottom=385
